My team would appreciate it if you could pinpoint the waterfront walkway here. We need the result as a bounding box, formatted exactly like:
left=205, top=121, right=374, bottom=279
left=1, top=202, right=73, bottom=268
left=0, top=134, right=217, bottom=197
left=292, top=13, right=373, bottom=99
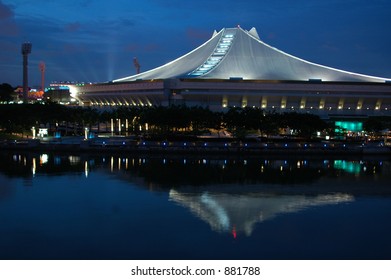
left=1, top=136, right=390, bottom=156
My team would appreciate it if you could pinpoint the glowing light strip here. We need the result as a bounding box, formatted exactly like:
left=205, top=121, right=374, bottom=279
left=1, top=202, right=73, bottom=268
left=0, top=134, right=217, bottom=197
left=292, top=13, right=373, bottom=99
left=187, top=29, right=237, bottom=77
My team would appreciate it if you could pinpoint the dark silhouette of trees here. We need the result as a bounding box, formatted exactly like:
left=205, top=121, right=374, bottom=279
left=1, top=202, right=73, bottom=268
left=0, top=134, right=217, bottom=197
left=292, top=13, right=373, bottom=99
left=0, top=83, right=14, bottom=102
left=280, top=112, right=327, bottom=138
left=364, top=117, right=391, bottom=133
left=261, top=112, right=280, bottom=137
left=0, top=104, right=332, bottom=140
left=139, top=106, right=192, bottom=134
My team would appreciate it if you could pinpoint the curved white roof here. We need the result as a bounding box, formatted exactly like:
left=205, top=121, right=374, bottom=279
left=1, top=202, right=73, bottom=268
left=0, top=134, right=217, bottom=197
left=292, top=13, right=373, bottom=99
left=114, top=26, right=390, bottom=83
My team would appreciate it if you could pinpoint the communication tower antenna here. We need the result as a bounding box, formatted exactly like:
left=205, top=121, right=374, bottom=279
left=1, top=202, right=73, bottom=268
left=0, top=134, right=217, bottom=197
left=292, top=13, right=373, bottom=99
left=21, top=42, right=32, bottom=102
left=39, top=61, right=46, bottom=92
left=133, top=57, right=140, bottom=74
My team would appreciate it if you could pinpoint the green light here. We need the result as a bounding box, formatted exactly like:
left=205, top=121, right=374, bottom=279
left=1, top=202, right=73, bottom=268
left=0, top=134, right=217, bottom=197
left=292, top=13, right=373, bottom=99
left=334, top=160, right=361, bottom=173
left=335, top=121, right=363, bottom=133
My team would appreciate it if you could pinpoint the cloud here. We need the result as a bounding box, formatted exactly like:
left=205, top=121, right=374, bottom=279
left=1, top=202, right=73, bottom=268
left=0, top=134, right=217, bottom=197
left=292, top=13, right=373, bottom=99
left=64, top=22, right=81, bottom=33
left=321, top=42, right=340, bottom=52
left=185, top=28, right=212, bottom=42
left=0, top=0, right=12, bottom=19
left=0, top=1, right=19, bottom=36
left=62, top=42, right=88, bottom=53
left=0, top=19, right=19, bottom=36
left=124, top=43, right=140, bottom=52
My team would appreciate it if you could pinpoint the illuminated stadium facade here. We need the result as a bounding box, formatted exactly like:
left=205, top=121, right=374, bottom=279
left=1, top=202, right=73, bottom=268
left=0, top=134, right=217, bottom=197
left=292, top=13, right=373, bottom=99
left=70, top=26, right=391, bottom=118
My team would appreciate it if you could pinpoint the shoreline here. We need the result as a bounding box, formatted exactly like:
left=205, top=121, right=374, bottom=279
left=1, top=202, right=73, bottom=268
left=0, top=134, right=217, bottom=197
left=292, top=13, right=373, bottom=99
left=1, top=137, right=391, bottom=157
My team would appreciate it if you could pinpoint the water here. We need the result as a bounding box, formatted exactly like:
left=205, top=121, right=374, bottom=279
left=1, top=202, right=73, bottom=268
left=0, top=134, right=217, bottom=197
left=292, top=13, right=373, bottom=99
left=0, top=151, right=390, bottom=259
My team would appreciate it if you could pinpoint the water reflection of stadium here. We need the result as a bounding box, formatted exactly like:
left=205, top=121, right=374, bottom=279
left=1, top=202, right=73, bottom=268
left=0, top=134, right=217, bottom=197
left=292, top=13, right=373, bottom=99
left=3, top=152, right=391, bottom=237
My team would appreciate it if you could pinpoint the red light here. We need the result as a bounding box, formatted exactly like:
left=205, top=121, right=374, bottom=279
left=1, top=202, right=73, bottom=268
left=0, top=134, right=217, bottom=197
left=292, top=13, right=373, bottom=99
left=232, top=226, right=237, bottom=239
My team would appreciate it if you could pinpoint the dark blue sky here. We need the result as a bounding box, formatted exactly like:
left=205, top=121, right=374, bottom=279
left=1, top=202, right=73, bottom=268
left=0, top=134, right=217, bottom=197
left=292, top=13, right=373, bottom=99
left=1, top=0, right=391, bottom=87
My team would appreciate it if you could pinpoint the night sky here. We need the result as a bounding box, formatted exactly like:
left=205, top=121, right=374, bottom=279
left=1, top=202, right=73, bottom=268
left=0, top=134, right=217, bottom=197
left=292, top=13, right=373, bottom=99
left=1, top=0, right=391, bottom=87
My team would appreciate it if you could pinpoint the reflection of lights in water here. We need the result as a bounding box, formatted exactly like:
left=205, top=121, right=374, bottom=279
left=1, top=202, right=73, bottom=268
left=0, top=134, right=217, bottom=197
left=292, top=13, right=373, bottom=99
left=169, top=190, right=354, bottom=237
left=200, top=193, right=230, bottom=231
left=40, top=154, right=48, bottom=165
left=334, top=160, right=361, bottom=174
left=232, top=226, right=237, bottom=239
left=54, top=156, right=61, bottom=165
left=84, top=161, right=88, bottom=178
left=69, top=156, right=80, bottom=165
left=32, top=157, right=36, bottom=176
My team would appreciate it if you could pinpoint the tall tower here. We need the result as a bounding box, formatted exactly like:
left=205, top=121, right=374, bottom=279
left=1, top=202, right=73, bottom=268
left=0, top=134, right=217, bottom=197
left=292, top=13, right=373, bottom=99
left=39, top=61, right=46, bottom=92
left=21, top=42, right=32, bottom=103
left=133, top=57, right=140, bottom=74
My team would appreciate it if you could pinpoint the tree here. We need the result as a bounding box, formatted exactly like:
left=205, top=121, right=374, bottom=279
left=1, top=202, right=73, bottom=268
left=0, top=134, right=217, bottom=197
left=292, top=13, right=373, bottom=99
left=223, top=107, right=246, bottom=138
left=261, top=112, right=281, bottom=137
left=0, top=83, right=14, bottom=102
left=280, top=112, right=327, bottom=138
left=241, top=107, right=264, bottom=130
left=364, top=117, right=387, bottom=133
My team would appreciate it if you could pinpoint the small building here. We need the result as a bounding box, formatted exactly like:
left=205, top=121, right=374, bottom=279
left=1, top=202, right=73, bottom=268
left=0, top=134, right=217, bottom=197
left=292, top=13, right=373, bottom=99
left=44, top=83, right=78, bottom=104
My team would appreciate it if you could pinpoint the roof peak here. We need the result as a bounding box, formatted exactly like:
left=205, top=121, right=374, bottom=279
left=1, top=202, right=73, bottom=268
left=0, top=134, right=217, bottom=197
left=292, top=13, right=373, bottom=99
left=248, top=27, right=260, bottom=39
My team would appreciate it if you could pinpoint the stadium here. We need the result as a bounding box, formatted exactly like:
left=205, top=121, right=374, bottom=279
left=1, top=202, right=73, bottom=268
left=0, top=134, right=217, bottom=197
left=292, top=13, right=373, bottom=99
left=70, top=26, right=391, bottom=122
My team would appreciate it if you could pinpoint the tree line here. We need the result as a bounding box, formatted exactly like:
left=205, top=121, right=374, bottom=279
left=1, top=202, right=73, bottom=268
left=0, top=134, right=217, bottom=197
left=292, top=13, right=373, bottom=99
left=0, top=103, right=390, bottom=139
left=0, top=83, right=14, bottom=102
